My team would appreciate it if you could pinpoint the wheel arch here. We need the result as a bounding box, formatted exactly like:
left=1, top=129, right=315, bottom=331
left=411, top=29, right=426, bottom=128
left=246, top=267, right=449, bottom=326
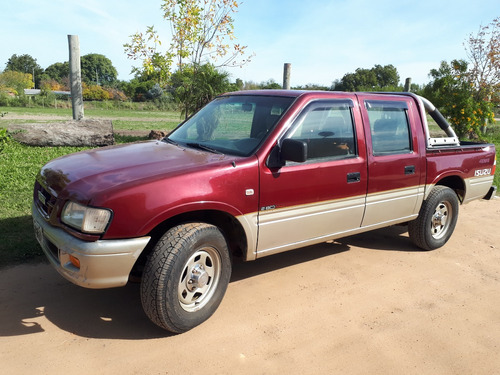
left=131, top=209, right=248, bottom=278
left=429, top=175, right=465, bottom=203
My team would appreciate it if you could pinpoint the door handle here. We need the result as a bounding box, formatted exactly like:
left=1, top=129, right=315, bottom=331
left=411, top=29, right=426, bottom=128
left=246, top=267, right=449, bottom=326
left=347, top=172, right=361, bottom=183
left=405, top=165, right=415, bottom=175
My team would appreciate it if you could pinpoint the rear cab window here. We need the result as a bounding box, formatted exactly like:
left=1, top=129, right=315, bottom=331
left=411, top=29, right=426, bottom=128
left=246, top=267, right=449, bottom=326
left=365, top=100, right=412, bottom=156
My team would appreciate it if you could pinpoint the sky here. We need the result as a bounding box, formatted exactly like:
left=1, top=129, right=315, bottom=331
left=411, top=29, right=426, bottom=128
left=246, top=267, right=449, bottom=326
left=1, top=0, right=498, bottom=87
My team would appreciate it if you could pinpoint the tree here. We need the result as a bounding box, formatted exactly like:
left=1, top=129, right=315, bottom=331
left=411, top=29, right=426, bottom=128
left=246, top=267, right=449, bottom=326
left=80, top=54, right=118, bottom=86
left=0, top=70, right=34, bottom=94
left=163, top=0, right=251, bottom=69
left=125, top=0, right=251, bottom=116
left=260, top=79, right=281, bottom=89
left=372, top=64, right=400, bottom=88
left=423, top=60, right=494, bottom=139
left=464, top=17, right=500, bottom=103
left=293, top=83, right=329, bottom=91
left=40, top=78, right=64, bottom=92
left=120, top=78, right=156, bottom=101
left=44, top=62, right=70, bottom=82
left=4, top=54, right=43, bottom=88
left=124, top=0, right=252, bottom=84
left=170, top=63, right=232, bottom=118
left=333, top=64, right=400, bottom=91
left=124, top=25, right=173, bottom=85
left=234, top=78, right=244, bottom=91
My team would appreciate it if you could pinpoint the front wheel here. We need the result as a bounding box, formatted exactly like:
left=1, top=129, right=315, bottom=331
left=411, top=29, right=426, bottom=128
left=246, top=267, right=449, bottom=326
left=140, top=223, right=232, bottom=333
left=408, top=186, right=459, bottom=251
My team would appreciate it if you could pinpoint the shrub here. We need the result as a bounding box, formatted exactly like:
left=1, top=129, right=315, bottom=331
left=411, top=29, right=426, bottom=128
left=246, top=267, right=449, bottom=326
left=0, top=128, right=11, bottom=153
left=105, top=87, right=128, bottom=101
left=82, top=83, right=111, bottom=101
left=423, top=60, right=495, bottom=139
left=0, top=92, right=11, bottom=106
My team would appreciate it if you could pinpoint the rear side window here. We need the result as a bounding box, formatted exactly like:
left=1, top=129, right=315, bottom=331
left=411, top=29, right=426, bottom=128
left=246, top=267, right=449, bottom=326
left=287, top=100, right=357, bottom=161
left=365, top=100, right=412, bottom=156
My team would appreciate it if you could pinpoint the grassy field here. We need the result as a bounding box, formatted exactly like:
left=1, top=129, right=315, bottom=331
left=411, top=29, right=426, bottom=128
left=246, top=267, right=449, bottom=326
left=0, top=105, right=184, bottom=131
left=0, top=106, right=498, bottom=268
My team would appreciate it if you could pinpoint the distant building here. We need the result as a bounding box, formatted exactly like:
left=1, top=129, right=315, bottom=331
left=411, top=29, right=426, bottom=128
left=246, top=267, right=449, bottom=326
left=24, top=89, right=71, bottom=96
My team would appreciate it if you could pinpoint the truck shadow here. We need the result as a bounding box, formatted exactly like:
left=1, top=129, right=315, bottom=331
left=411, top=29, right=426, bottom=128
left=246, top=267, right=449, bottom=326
left=0, top=226, right=417, bottom=340
left=0, top=264, right=168, bottom=339
left=336, top=225, right=424, bottom=252
left=231, top=240, right=350, bottom=282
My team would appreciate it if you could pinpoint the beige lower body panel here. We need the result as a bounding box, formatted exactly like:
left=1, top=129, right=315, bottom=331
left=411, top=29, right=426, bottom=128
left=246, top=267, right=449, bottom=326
left=463, top=176, right=494, bottom=203
left=256, top=196, right=366, bottom=258
left=362, top=186, right=424, bottom=226
left=240, top=186, right=426, bottom=261
left=236, top=212, right=259, bottom=260
left=240, top=175, right=494, bottom=261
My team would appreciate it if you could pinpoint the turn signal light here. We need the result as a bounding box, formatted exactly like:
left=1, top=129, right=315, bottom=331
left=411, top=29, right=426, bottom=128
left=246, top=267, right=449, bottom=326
left=69, top=255, right=80, bottom=269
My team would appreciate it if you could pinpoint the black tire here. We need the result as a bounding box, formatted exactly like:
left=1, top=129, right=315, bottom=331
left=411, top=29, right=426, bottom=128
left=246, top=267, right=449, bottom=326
left=141, top=223, right=232, bottom=333
left=408, top=186, right=459, bottom=250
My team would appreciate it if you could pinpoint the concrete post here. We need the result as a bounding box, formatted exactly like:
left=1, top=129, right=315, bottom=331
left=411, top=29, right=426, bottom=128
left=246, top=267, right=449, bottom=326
left=283, top=63, right=291, bottom=90
left=68, top=35, right=84, bottom=120
left=404, top=77, right=412, bottom=92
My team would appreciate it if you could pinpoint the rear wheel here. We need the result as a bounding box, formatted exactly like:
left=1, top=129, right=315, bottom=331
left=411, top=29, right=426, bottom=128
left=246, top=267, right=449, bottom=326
left=140, top=223, right=231, bottom=333
left=408, top=186, right=459, bottom=250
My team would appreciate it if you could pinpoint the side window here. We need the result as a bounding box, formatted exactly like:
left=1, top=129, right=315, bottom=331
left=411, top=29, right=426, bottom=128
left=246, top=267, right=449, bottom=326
left=288, top=100, right=357, bottom=162
left=365, top=100, right=412, bottom=155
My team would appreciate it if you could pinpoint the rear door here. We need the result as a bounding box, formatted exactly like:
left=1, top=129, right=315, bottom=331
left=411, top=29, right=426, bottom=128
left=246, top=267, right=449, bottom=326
left=357, top=95, right=425, bottom=227
left=256, top=97, right=368, bottom=257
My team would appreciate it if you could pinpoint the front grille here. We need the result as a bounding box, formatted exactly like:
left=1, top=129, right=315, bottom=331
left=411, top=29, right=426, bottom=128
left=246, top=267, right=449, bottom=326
left=34, top=182, right=57, bottom=218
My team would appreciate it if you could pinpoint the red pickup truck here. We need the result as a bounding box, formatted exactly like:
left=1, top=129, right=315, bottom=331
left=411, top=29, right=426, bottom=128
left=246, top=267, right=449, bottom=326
left=32, top=90, right=496, bottom=333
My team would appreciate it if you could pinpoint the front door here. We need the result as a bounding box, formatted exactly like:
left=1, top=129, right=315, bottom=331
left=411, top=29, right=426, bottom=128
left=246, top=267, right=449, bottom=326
left=257, top=98, right=368, bottom=257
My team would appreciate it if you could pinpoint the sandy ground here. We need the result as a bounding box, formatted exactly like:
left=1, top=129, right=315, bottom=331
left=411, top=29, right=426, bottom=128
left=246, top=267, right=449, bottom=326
left=1, top=198, right=499, bottom=375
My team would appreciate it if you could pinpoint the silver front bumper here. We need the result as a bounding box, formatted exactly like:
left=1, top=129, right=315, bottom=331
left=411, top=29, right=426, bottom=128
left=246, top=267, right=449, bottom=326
left=32, top=203, right=150, bottom=289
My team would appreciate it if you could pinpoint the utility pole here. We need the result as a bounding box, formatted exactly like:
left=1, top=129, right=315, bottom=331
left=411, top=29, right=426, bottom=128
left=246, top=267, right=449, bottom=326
left=68, top=35, right=84, bottom=120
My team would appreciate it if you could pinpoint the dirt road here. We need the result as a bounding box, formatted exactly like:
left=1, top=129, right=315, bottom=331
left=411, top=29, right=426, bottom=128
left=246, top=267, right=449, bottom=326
left=1, top=199, right=499, bottom=375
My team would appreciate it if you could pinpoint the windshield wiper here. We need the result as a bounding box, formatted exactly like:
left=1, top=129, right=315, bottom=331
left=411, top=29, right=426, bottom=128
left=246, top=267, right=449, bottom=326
left=163, top=137, right=178, bottom=146
left=186, top=142, right=223, bottom=154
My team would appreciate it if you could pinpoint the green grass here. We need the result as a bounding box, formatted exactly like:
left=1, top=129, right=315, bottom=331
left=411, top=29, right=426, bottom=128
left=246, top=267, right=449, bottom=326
left=0, top=141, right=90, bottom=267
left=485, top=125, right=500, bottom=189
left=0, top=105, right=183, bottom=132
left=0, top=104, right=181, bottom=119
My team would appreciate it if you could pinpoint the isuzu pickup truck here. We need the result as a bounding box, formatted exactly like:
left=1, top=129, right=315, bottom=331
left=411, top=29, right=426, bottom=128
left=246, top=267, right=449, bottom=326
left=32, top=90, right=497, bottom=333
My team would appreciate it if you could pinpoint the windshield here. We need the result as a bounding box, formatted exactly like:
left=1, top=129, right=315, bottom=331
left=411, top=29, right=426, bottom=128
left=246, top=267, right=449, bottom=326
left=168, top=95, right=295, bottom=156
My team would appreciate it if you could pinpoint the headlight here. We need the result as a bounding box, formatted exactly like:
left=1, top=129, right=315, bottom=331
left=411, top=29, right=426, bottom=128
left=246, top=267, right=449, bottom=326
left=61, top=201, right=112, bottom=234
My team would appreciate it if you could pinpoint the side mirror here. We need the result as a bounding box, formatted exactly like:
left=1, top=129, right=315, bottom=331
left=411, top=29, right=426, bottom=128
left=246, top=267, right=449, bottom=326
left=281, top=138, right=308, bottom=163
left=266, top=139, right=308, bottom=169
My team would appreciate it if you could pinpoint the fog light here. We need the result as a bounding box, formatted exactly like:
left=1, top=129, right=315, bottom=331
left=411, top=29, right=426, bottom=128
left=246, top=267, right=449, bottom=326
left=69, top=255, right=80, bottom=269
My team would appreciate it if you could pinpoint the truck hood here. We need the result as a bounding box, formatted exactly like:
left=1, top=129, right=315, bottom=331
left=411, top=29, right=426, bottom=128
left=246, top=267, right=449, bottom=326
left=38, top=140, right=237, bottom=202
